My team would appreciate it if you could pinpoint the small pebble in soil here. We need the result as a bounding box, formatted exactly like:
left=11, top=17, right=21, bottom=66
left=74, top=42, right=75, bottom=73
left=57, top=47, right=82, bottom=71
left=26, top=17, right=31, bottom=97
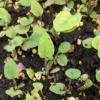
left=80, top=74, right=89, bottom=81
left=79, top=60, right=82, bottom=65
left=68, top=44, right=75, bottom=53
left=35, top=72, right=42, bottom=80
left=21, top=45, right=28, bottom=51
left=79, top=21, right=84, bottom=27
left=32, top=48, right=37, bottom=54
left=67, top=96, right=76, bottom=100
left=77, top=39, right=82, bottom=45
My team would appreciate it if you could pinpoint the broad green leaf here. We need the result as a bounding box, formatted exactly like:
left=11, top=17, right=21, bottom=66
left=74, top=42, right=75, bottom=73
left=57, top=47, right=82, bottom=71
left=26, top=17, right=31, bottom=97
left=84, top=79, right=93, bottom=88
left=6, top=88, right=23, bottom=97
left=67, top=1, right=74, bottom=9
left=12, top=36, right=24, bottom=46
left=38, top=32, right=54, bottom=59
left=83, top=38, right=93, bottom=49
left=65, top=68, right=81, bottom=79
left=31, top=0, right=43, bottom=17
left=57, top=54, right=68, bottom=66
left=5, top=26, right=16, bottom=38
left=31, top=89, right=42, bottom=100
left=54, top=0, right=66, bottom=5
left=96, top=69, right=100, bottom=82
left=94, top=30, right=100, bottom=36
left=90, top=11, right=97, bottom=19
left=19, top=0, right=31, bottom=7
left=53, top=11, right=81, bottom=32
left=0, top=8, right=11, bottom=24
left=0, top=19, right=5, bottom=26
left=4, top=58, right=19, bottom=79
left=92, top=36, right=100, bottom=50
left=18, top=17, right=33, bottom=26
left=49, top=83, right=66, bottom=95
left=26, top=68, right=35, bottom=80
left=58, top=41, right=71, bottom=53
left=24, top=25, right=46, bottom=48
left=26, top=93, right=33, bottom=100
left=44, top=0, right=66, bottom=8
left=97, top=45, right=100, bottom=58
left=4, top=44, right=15, bottom=52
left=81, top=0, right=87, bottom=4
left=14, top=25, right=30, bottom=34
left=33, top=82, right=43, bottom=92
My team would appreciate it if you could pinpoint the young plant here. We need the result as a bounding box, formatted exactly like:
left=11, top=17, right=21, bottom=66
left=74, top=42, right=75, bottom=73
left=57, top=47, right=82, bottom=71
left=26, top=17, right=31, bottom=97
left=6, top=87, right=23, bottom=98
left=0, top=8, right=11, bottom=26
left=49, top=83, right=66, bottom=95
left=53, top=11, right=82, bottom=32
left=56, top=41, right=71, bottom=66
left=4, top=58, right=19, bottom=79
left=81, top=0, right=98, bottom=19
left=96, top=69, right=100, bottom=82
left=83, top=36, right=100, bottom=58
left=65, top=68, right=81, bottom=80
left=92, top=36, right=100, bottom=57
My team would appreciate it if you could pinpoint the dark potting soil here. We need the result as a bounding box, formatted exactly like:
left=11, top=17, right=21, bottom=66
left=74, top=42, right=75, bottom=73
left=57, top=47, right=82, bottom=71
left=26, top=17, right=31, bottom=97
left=0, top=0, right=100, bottom=100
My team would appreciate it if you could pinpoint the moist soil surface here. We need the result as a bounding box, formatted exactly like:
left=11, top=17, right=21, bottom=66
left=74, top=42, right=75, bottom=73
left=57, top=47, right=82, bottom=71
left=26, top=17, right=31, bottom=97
left=0, top=0, right=100, bottom=100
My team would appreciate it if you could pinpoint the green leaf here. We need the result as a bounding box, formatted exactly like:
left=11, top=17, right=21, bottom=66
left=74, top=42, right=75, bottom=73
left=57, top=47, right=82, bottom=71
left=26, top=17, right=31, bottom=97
left=81, top=0, right=87, bottom=4
left=12, top=36, right=24, bottom=46
left=49, top=83, right=66, bottom=95
left=5, top=26, right=16, bottom=38
left=53, top=11, right=81, bottom=32
left=26, top=93, right=33, bottom=100
left=96, top=69, right=100, bottom=82
left=67, top=1, right=74, bottom=9
left=14, top=25, right=30, bottom=34
left=26, top=68, right=35, bottom=80
left=38, top=32, right=55, bottom=59
left=57, top=54, right=68, bottom=66
left=18, top=17, right=33, bottom=26
left=84, top=79, right=93, bottom=88
left=94, top=30, right=100, bottom=36
left=90, top=11, right=97, bottom=19
left=4, top=44, right=16, bottom=52
left=6, top=88, right=23, bottom=97
left=65, top=68, right=81, bottom=79
left=31, top=90, right=42, bottom=100
left=31, top=0, right=43, bottom=17
left=24, top=25, right=46, bottom=48
left=44, top=0, right=66, bottom=8
left=33, top=82, right=43, bottom=92
left=83, top=38, right=93, bottom=49
left=92, top=36, right=100, bottom=50
left=4, top=58, right=19, bottom=79
left=19, top=0, right=31, bottom=7
left=0, top=8, right=11, bottom=24
left=58, top=41, right=71, bottom=53
left=54, top=0, right=66, bottom=5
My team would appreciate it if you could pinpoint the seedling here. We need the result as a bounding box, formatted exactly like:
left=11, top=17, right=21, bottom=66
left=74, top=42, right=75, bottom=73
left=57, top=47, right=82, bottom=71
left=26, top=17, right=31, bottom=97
left=31, top=0, right=43, bottom=17
left=0, top=8, right=11, bottom=26
left=81, top=0, right=98, bottom=19
left=65, top=68, right=81, bottom=80
left=33, top=82, right=43, bottom=92
left=6, top=87, right=23, bottom=97
left=83, top=36, right=100, bottom=58
left=4, top=58, right=19, bottom=79
left=96, top=69, right=100, bottom=82
left=53, top=11, right=82, bottom=32
left=49, top=83, right=66, bottom=95
left=82, top=37, right=93, bottom=49
left=92, top=36, right=100, bottom=57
